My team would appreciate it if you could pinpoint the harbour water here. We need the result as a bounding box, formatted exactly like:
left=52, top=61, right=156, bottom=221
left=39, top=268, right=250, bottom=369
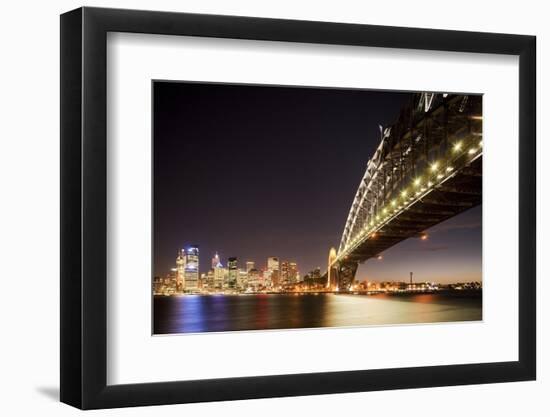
left=153, top=292, right=482, bottom=334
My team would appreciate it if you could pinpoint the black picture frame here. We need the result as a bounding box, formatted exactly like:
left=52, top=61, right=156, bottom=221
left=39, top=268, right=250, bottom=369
left=60, top=6, right=536, bottom=410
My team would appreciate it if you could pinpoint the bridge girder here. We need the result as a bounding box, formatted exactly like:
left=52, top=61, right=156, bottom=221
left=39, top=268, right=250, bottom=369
left=336, top=92, right=482, bottom=267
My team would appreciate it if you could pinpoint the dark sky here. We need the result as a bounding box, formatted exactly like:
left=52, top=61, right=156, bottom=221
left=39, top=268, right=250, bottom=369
left=153, top=81, right=482, bottom=283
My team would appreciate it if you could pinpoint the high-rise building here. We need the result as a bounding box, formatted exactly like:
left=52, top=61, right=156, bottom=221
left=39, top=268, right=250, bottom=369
left=280, top=261, right=289, bottom=284
left=227, top=257, right=238, bottom=289
left=247, top=268, right=260, bottom=288
left=288, top=262, right=298, bottom=283
left=212, top=252, right=221, bottom=269
left=280, top=261, right=298, bottom=285
left=246, top=261, right=255, bottom=273
left=184, top=245, right=199, bottom=290
left=213, top=266, right=226, bottom=289
left=238, top=269, right=248, bottom=289
left=211, top=255, right=225, bottom=289
left=262, top=268, right=271, bottom=288
left=175, top=250, right=186, bottom=292
left=267, top=256, right=280, bottom=288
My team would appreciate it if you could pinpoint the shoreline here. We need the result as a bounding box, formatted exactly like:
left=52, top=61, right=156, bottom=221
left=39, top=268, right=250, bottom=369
left=153, top=289, right=482, bottom=298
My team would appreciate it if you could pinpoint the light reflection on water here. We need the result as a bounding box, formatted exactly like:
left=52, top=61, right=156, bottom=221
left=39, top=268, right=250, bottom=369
left=153, top=293, right=482, bottom=335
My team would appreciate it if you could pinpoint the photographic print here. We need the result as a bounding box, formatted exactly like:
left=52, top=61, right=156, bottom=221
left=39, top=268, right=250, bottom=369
left=152, top=81, right=482, bottom=335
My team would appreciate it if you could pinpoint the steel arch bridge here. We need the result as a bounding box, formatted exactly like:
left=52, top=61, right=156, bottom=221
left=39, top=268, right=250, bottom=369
left=328, top=92, right=482, bottom=291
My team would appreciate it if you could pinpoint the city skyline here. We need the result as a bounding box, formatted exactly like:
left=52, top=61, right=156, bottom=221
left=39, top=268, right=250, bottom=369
left=153, top=82, right=481, bottom=284
left=155, top=242, right=481, bottom=296
left=158, top=206, right=481, bottom=285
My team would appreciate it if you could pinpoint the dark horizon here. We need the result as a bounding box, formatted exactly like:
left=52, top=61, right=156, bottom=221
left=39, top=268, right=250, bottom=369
left=153, top=81, right=482, bottom=283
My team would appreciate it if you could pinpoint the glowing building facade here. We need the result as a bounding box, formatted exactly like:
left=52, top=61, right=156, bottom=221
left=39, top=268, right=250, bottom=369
left=175, top=250, right=186, bottom=292
left=211, top=252, right=221, bottom=269
left=227, top=257, right=238, bottom=289
left=184, top=245, right=199, bottom=290
left=267, top=256, right=280, bottom=288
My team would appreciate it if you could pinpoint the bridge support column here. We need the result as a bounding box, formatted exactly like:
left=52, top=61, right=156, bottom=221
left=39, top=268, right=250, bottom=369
left=335, top=261, right=358, bottom=292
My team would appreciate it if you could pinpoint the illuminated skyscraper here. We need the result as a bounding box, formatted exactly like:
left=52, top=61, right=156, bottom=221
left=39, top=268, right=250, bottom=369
left=211, top=253, right=225, bottom=289
left=247, top=268, right=260, bottom=288
left=213, top=264, right=226, bottom=289
left=280, top=261, right=289, bottom=284
left=212, top=252, right=221, bottom=269
left=262, top=269, right=271, bottom=288
left=246, top=261, right=255, bottom=273
left=227, top=257, right=238, bottom=289
left=184, top=245, right=199, bottom=290
left=238, top=269, right=248, bottom=289
left=267, top=256, right=280, bottom=288
left=175, top=249, right=186, bottom=292
left=280, top=261, right=298, bottom=284
left=288, top=262, right=298, bottom=283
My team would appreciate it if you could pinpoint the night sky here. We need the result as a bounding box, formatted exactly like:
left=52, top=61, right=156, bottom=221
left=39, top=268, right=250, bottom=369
left=153, top=81, right=482, bottom=283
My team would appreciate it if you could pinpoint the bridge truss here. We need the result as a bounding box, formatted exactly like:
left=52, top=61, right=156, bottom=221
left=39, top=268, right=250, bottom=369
left=331, top=92, right=482, bottom=291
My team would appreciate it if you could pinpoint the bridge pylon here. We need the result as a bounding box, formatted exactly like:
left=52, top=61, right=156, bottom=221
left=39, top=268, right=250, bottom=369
left=335, top=261, right=358, bottom=292
left=328, top=248, right=358, bottom=292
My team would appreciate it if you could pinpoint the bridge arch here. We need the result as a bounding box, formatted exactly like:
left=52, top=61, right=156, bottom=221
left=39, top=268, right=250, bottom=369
left=332, top=92, right=482, bottom=291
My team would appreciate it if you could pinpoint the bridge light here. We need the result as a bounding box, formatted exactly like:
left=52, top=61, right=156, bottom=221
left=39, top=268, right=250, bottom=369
left=430, top=162, right=439, bottom=172
left=414, top=178, right=421, bottom=187
left=479, top=140, right=483, bottom=147
left=468, top=148, right=476, bottom=155
left=446, top=166, right=454, bottom=172
left=453, top=141, right=462, bottom=152
left=401, top=190, right=408, bottom=198
left=391, top=200, right=396, bottom=206
left=383, top=208, right=388, bottom=214
left=437, top=173, right=444, bottom=180
left=427, top=181, right=433, bottom=187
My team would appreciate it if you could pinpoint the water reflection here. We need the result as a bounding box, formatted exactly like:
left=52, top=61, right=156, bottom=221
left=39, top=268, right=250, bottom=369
left=153, top=293, right=482, bottom=335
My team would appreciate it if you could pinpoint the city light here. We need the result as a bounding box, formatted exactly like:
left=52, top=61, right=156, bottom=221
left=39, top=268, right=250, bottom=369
left=430, top=162, right=439, bottom=172
left=453, top=141, right=462, bottom=152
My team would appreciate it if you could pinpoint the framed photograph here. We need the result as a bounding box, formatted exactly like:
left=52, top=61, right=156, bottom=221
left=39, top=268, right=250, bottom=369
left=60, top=6, right=536, bottom=409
